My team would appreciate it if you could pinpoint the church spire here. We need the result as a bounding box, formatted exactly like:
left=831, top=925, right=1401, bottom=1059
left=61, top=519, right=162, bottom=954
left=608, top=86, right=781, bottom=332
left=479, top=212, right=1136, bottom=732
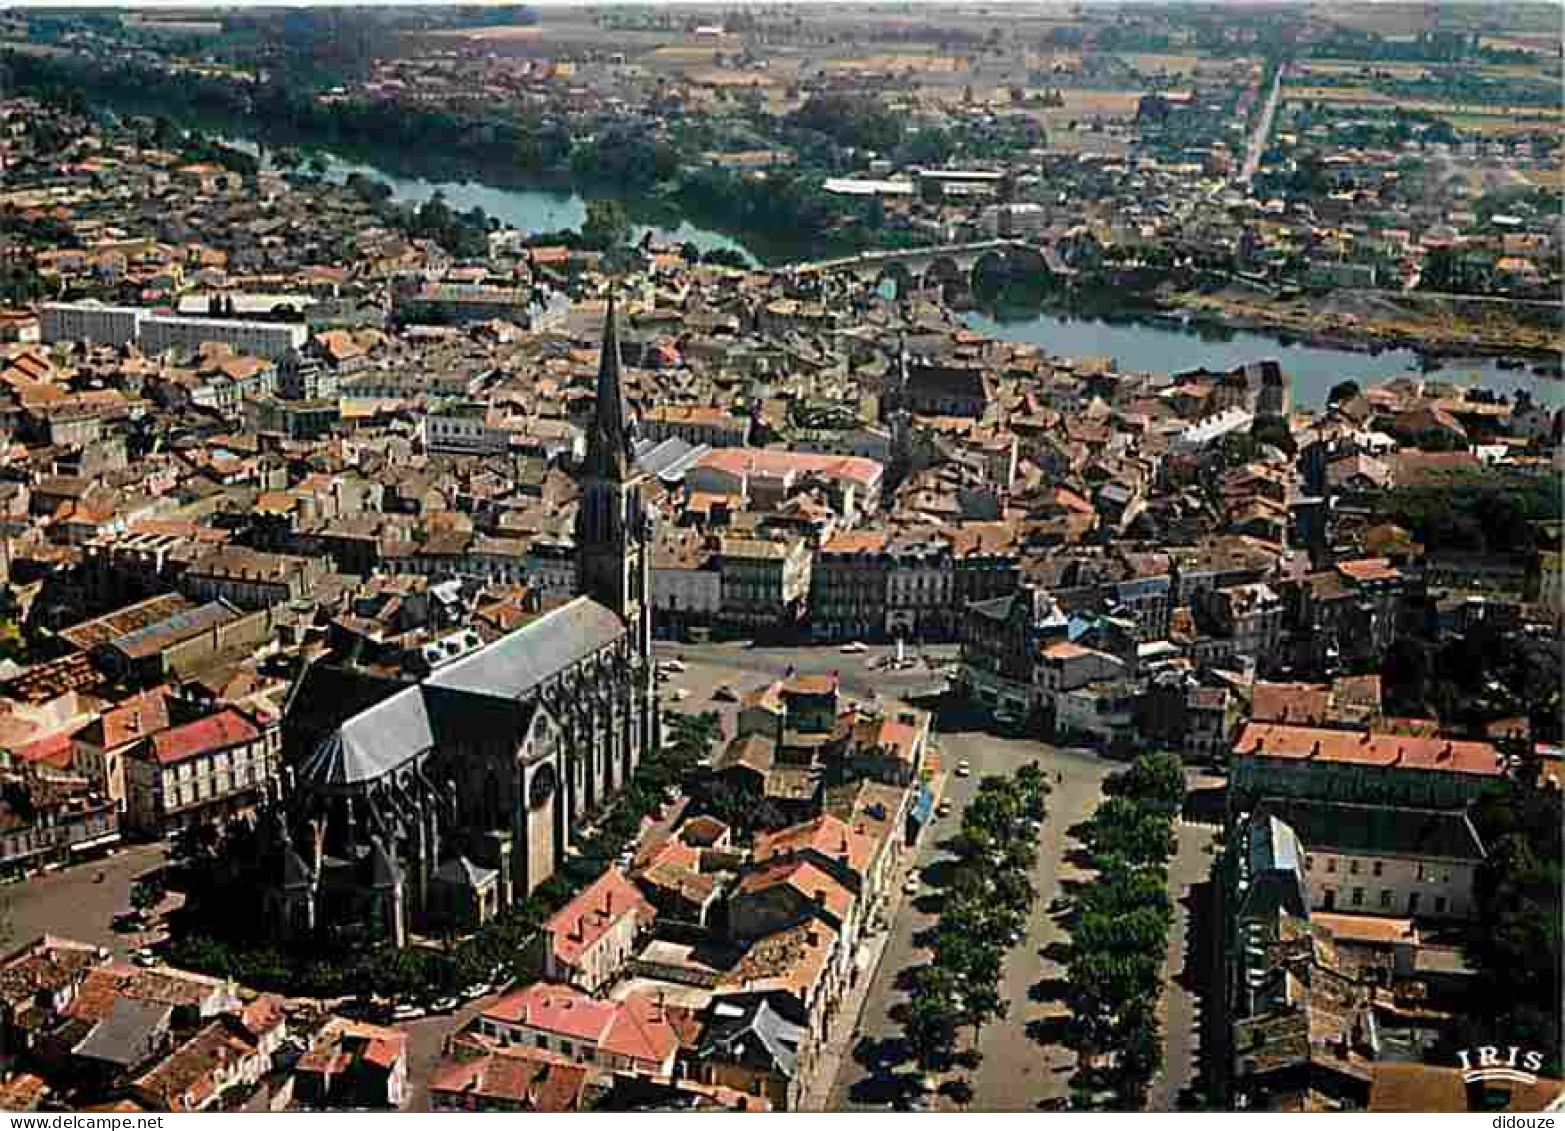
left=586, top=291, right=632, bottom=482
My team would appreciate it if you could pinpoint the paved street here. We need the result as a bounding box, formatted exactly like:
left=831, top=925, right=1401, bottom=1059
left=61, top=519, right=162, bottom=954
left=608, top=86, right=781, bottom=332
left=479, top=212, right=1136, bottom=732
left=4, top=842, right=175, bottom=956
left=1149, top=783, right=1223, bottom=1111
left=655, top=639, right=955, bottom=702
left=827, top=720, right=1113, bottom=1112
left=402, top=989, right=507, bottom=1112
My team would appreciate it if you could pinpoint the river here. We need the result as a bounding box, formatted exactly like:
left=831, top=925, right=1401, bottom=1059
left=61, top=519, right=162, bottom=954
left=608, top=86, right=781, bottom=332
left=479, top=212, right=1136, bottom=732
left=303, top=150, right=764, bottom=267
left=208, top=138, right=769, bottom=267
left=963, top=308, right=1561, bottom=409
left=215, top=126, right=1557, bottom=410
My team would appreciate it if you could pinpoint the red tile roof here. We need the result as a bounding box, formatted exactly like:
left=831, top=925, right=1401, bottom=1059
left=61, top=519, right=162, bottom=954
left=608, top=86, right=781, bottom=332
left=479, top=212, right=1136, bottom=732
left=542, top=868, right=653, bottom=969
left=12, top=731, right=77, bottom=770
left=92, top=690, right=172, bottom=750
left=481, top=984, right=678, bottom=1068
left=1234, top=723, right=1502, bottom=777
left=145, top=710, right=260, bottom=767
left=782, top=673, right=838, bottom=697
left=753, top=815, right=872, bottom=879
left=696, top=447, right=882, bottom=489
left=1336, top=557, right=1402, bottom=584
left=736, top=857, right=855, bottom=922
left=429, top=1042, right=586, bottom=1111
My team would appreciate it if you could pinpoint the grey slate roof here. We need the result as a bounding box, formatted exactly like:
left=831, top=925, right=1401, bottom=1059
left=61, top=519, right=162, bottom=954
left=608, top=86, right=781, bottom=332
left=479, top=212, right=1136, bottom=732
left=73, top=997, right=172, bottom=1068
left=1239, top=813, right=1309, bottom=922
left=1256, top=799, right=1485, bottom=862
left=433, top=855, right=497, bottom=890
left=427, top=596, right=624, bottom=701
left=699, top=998, right=804, bottom=1079
left=297, top=596, right=624, bottom=791
left=297, top=686, right=435, bottom=790
left=633, top=436, right=712, bottom=483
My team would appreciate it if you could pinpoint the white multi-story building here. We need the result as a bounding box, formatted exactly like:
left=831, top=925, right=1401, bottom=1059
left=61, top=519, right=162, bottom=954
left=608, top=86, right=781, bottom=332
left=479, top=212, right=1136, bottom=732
left=420, top=401, right=509, bottom=456
left=40, top=302, right=144, bottom=347
left=41, top=303, right=309, bottom=360
left=123, top=708, right=280, bottom=837
left=140, top=315, right=307, bottom=361
left=1257, top=799, right=1485, bottom=921
left=651, top=532, right=722, bottom=628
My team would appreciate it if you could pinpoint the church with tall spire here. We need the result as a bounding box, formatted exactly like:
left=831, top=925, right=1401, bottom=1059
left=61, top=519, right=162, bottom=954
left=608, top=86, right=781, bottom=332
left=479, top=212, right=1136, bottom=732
left=242, top=296, right=658, bottom=948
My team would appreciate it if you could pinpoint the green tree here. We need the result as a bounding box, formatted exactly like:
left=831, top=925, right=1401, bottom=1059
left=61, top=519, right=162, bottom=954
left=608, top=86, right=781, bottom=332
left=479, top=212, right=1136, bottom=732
left=905, top=964, right=962, bottom=1070
left=580, top=199, right=631, bottom=252
left=131, top=876, right=166, bottom=917
left=1327, top=379, right=1362, bottom=406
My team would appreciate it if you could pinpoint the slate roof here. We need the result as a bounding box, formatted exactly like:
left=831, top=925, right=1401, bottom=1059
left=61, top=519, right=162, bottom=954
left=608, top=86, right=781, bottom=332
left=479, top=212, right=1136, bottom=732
left=426, top=597, right=623, bottom=702
left=1255, top=799, right=1485, bottom=862
left=297, top=597, right=624, bottom=791
left=73, top=997, right=171, bottom=1068
left=1239, top=813, right=1309, bottom=922
left=697, top=997, right=804, bottom=1079
left=433, top=855, right=497, bottom=890
left=297, top=687, right=435, bottom=790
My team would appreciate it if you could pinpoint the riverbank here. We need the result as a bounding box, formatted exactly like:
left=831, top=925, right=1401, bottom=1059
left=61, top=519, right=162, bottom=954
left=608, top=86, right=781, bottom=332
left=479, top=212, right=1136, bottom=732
left=964, top=302, right=1563, bottom=409
left=1165, top=290, right=1563, bottom=370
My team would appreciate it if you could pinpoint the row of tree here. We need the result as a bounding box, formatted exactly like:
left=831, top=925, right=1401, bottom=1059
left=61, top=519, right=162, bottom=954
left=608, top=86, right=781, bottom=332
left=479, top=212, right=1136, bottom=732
left=904, top=763, right=1052, bottom=1084
left=1061, top=754, right=1185, bottom=1110
left=1465, top=761, right=1563, bottom=1075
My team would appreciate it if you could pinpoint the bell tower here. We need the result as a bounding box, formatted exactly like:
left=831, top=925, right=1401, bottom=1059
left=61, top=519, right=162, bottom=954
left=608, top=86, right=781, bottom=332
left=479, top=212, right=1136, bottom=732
left=576, top=293, right=655, bottom=767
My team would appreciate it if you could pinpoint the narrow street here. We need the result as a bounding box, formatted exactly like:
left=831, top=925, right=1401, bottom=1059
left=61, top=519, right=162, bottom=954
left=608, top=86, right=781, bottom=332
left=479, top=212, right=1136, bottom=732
left=1148, top=788, right=1222, bottom=1111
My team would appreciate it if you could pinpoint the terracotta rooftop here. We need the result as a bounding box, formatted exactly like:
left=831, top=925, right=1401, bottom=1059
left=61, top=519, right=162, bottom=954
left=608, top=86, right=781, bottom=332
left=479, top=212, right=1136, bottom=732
left=542, top=868, right=654, bottom=969
left=146, top=710, right=261, bottom=768
left=1234, top=723, right=1502, bottom=777
left=753, top=815, right=872, bottom=880
left=429, top=1043, right=587, bottom=1112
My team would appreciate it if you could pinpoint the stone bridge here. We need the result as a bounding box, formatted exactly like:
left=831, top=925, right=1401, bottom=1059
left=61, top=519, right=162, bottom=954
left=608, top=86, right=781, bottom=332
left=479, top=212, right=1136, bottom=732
left=785, top=239, right=1056, bottom=297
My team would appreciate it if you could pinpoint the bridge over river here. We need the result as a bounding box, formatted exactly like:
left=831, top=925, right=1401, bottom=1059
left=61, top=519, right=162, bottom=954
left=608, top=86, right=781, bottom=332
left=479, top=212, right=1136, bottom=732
left=784, top=238, right=1066, bottom=297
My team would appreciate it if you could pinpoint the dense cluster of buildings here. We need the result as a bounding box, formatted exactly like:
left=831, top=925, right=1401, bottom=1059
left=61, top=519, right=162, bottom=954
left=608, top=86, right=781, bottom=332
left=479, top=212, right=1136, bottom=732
left=0, top=56, right=1559, bottom=1114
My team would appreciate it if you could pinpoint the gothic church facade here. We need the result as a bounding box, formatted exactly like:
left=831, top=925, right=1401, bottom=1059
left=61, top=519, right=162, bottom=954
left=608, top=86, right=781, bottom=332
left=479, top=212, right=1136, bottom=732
left=254, top=298, right=656, bottom=946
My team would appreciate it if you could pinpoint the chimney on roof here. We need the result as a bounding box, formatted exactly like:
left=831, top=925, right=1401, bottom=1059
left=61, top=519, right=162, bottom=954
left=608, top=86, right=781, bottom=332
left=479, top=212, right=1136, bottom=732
left=1438, top=743, right=1452, bottom=761
left=1308, top=740, right=1320, bottom=759
left=1392, top=747, right=1404, bottom=766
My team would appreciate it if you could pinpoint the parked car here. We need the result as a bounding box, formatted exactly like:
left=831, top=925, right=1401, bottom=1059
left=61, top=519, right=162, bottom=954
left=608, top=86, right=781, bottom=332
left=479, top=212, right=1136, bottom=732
left=840, top=641, right=868, bottom=654
left=133, top=948, right=157, bottom=968
left=391, top=1004, right=425, bottom=1022
left=671, top=688, right=689, bottom=702
left=663, top=660, right=687, bottom=674
left=903, top=877, right=921, bottom=896
left=431, top=996, right=460, bottom=1014
left=713, top=684, right=738, bottom=702
left=955, top=760, right=972, bottom=777
left=936, top=801, right=953, bottom=819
